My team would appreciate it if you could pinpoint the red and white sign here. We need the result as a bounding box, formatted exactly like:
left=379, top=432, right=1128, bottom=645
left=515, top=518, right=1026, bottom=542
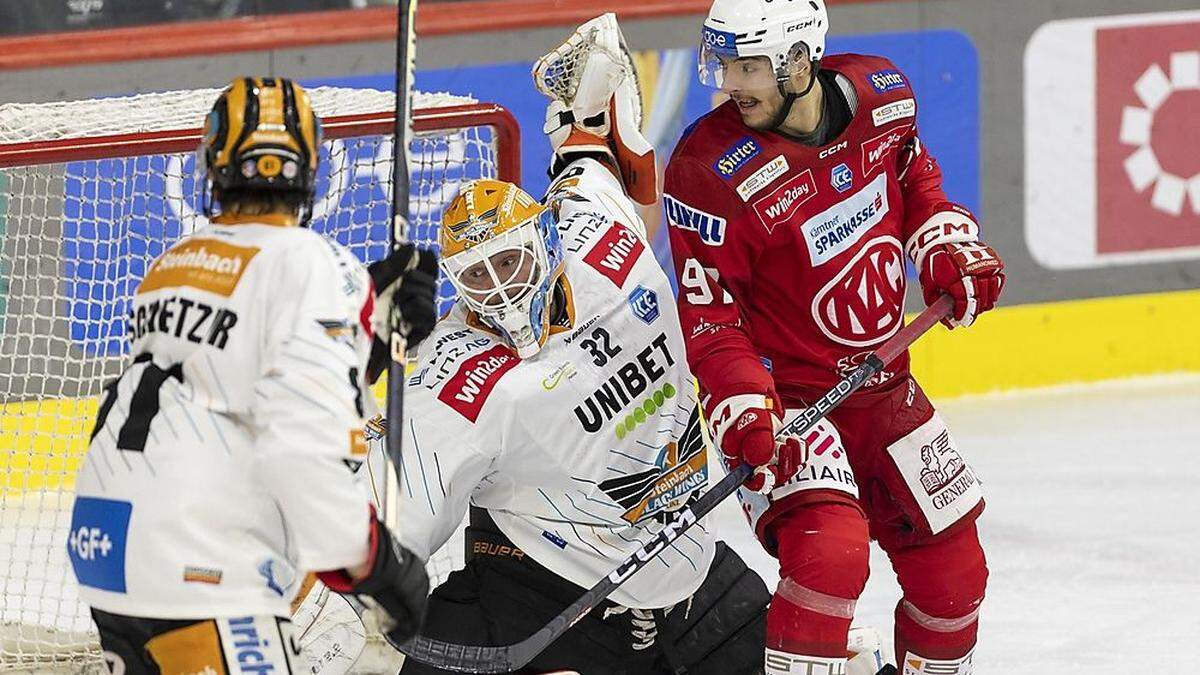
left=437, top=344, right=519, bottom=422
left=810, top=236, right=906, bottom=347
left=751, top=169, right=818, bottom=234
left=582, top=222, right=644, bottom=288
left=1025, top=10, right=1200, bottom=269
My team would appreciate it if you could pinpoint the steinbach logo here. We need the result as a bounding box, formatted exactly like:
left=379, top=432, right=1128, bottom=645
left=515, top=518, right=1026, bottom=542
left=438, top=344, right=520, bottom=422
left=627, top=285, right=660, bottom=325
left=582, top=221, right=645, bottom=287
left=752, top=170, right=818, bottom=234
left=800, top=173, right=890, bottom=266
left=713, top=136, right=762, bottom=178
left=598, top=409, right=708, bottom=525
left=860, top=126, right=910, bottom=176
left=663, top=194, right=727, bottom=245
left=811, top=236, right=906, bottom=347
left=868, top=68, right=908, bottom=93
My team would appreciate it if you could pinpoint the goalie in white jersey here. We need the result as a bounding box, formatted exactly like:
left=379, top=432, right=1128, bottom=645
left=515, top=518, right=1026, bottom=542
left=67, top=78, right=434, bottom=674
left=387, top=18, right=775, bottom=675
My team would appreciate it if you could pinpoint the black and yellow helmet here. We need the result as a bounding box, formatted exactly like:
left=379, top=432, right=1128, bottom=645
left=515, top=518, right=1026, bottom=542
left=200, top=77, right=322, bottom=200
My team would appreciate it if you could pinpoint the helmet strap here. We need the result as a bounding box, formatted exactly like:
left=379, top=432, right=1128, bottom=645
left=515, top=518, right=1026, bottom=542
left=770, top=60, right=820, bottom=131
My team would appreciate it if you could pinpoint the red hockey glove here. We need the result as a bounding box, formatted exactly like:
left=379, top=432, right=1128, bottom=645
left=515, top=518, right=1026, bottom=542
left=907, top=209, right=1006, bottom=329
left=710, top=395, right=808, bottom=494
left=918, top=241, right=1005, bottom=328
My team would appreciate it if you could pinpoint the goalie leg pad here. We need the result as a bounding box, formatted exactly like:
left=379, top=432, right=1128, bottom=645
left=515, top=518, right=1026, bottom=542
left=766, top=502, right=870, bottom=658
left=889, top=522, right=987, bottom=666
left=654, top=541, right=770, bottom=675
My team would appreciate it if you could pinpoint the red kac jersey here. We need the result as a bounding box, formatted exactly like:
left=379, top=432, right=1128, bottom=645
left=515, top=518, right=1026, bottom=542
left=665, top=54, right=967, bottom=407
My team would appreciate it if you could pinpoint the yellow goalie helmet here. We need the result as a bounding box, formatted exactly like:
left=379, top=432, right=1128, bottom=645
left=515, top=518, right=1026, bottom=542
left=440, top=179, right=566, bottom=358
left=199, top=77, right=322, bottom=221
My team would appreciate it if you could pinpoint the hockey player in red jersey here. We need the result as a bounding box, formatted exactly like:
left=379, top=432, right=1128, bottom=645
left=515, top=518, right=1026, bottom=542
left=665, top=1, right=1006, bottom=674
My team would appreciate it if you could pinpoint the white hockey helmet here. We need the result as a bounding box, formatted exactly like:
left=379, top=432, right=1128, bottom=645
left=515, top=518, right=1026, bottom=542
left=699, top=0, right=829, bottom=90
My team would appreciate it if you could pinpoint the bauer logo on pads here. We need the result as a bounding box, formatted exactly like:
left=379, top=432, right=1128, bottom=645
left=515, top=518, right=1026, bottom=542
left=438, top=344, right=519, bottom=422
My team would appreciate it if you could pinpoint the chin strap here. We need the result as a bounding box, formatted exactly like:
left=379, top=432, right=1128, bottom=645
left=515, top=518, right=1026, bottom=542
left=770, top=61, right=821, bottom=132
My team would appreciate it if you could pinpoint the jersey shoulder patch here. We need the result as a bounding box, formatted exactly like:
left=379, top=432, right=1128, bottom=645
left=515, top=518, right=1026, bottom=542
left=414, top=319, right=519, bottom=424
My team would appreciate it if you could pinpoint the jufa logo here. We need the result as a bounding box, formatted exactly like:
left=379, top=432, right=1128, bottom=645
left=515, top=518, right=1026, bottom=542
left=664, top=195, right=727, bottom=246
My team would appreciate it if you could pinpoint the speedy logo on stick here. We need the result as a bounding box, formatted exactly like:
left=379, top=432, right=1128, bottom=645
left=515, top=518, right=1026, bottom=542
left=438, top=344, right=519, bottom=422
left=583, top=222, right=644, bottom=288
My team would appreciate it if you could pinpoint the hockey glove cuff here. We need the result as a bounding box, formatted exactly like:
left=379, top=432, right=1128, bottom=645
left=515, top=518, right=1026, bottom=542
left=709, top=394, right=808, bottom=494
left=316, top=514, right=429, bottom=645
left=906, top=209, right=1005, bottom=328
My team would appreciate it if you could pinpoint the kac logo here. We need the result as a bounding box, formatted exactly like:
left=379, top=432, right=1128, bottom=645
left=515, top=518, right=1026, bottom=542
left=628, top=286, right=660, bottom=325
left=831, top=163, right=854, bottom=193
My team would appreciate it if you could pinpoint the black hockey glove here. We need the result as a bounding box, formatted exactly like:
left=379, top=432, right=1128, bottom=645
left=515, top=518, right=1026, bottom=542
left=316, top=515, right=429, bottom=645
left=366, top=243, right=439, bottom=383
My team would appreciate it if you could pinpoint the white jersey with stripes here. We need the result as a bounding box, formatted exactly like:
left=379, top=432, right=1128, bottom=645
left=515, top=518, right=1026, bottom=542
left=393, top=159, right=716, bottom=609
left=70, top=216, right=376, bottom=619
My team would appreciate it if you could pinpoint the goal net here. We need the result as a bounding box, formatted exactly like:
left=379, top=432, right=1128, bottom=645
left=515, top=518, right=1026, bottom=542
left=0, top=87, right=520, bottom=670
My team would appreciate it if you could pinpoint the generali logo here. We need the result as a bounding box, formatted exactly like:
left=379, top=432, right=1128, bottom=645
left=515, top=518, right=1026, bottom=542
left=438, top=344, right=519, bottom=422
left=583, top=222, right=644, bottom=288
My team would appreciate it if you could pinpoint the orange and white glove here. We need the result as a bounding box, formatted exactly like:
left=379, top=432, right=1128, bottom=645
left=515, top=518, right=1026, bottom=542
left=709, top=394, right=808, bottom=494
left=906, top=208, right=1006, bottom=328
left=537, top=13, right=658, bottom=205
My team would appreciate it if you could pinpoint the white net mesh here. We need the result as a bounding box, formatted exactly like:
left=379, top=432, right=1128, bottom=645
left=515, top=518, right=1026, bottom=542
left=0, top=87, right=514, bottom=671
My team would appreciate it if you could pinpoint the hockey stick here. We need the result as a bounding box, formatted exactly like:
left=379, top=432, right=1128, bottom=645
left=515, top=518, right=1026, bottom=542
left=383, top=0, right=418, bottom=529
left=397, top=295, right=955, bottom=673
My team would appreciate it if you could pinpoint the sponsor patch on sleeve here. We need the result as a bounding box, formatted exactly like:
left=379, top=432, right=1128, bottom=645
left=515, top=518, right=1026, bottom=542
left=736, top=156, right=789, bottom=201
left=67, top=497, right=132, bottom=593
left=871, top=98, right=916, bottom=127
left=663, top=195, right=727, bottom=246
left=582, top=222, right=645, bottom=287
left=868, top=68, right=909, bottom=93
left=712, top=136, right=762, bottom=178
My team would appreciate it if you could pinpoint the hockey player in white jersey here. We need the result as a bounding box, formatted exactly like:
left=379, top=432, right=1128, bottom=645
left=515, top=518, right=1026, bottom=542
left=381, top=17, right=785, bottom=675
left=67, top=78, right=434, bottom=674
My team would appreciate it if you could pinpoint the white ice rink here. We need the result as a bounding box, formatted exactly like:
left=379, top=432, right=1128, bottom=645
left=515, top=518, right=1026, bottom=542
left=713, top=374, right=1200, bottom=674
left=3, top=374, right=1198, bottom=672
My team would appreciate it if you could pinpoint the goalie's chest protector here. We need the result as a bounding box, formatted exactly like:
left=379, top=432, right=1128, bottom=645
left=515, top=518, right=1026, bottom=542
left=430, top=209, right=714, bottom=608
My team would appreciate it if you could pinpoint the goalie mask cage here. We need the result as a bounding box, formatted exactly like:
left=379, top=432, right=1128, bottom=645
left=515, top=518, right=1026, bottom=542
left=0, top=88, right=519, bottom=670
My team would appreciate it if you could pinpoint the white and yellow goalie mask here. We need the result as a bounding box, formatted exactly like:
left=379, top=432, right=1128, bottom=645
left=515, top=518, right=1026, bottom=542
left=440, top=180, right=566, bottom=358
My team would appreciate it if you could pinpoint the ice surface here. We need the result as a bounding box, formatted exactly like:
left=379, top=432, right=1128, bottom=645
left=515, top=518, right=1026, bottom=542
left=712, top=374, right=1200, bottom=673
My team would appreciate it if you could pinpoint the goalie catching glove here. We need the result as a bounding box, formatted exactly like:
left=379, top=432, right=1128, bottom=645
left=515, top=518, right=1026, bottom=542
left=315, top=510, right=429, bottom=646
left=365, top=242, right=439, bottom=382
left=536, top=13, right=658, bottom=206
left=710, top=394, right=808, bottom=494
left=906, top=207, right=1006, bottom=329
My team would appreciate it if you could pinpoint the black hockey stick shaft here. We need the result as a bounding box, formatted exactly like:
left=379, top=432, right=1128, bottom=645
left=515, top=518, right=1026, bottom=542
left=399, top=295, right=955, bottom=673
left=384, top=0, right=417, bottom=525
